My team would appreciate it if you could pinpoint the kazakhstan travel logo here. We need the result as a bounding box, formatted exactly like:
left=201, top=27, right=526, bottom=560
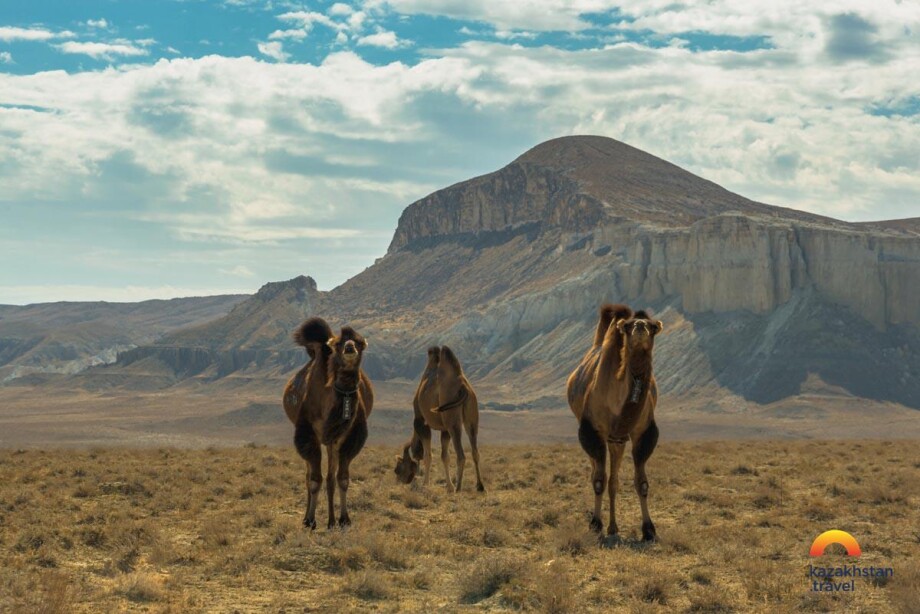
left=808, top=530, right=893, bottom=593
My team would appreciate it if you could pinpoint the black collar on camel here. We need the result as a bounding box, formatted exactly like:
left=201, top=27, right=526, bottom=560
left=334, top=384, right=358, bottom=421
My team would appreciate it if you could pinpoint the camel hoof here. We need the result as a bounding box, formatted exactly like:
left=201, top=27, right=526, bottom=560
left=641, top=521, right=657, bottom=542
left=589, top=515, right=603, bottom=533
left=476, top=482, right=485, bottom=492
left=302, top=517, right=316, bottom=530
left=338, top=514, right=351, bottom=527
left=327, top=519, right=337, bottom=530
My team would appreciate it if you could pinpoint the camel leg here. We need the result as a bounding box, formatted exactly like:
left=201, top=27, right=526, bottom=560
left=294, top=421, right=321, bottom=530
left=440, top=431, right=454, bottom=492
left=413, top=414, right=431, bottom=480
left=633, top=421, right=659, bottom=541
left=464, top=421, right=485, bottom=492
left=607, top=441, right=626, bottom=537
left=421, top=434, right=433, bottom=487
left=450, top=424, right=466, bottom=492
left=337, top=412, right=368, bottom=527
left=578, top=417, right=606, bottom=532
left=325, top=445, right=338, bottom=529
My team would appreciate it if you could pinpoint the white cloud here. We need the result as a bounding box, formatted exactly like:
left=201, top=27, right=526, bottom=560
left=329, top=3, right=355, bottom=17
left=55, top=41, right=148, bottom=59
left=0, top=26, right=74, bottom=41
left=1, top=11, right=918, bottom=276
left=357, top=30, right=402, bottom=48
left=219, top=265, right=256, bottom=278
left=269, top=29, right=308, bottom=40
left=86, top=18, right=109, bottom=29
left=0, top=52, right=11, bottom=64
left=279, top=11, right=340, bottom=30
left=257, top=40, right=289, bottom=61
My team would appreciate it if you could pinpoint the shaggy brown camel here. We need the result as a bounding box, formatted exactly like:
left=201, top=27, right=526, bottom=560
left=282, top=317, right=374, bottom=529
left=394, top=346, right=484, bottom=492
left=566, top=304, right=663, bottom=541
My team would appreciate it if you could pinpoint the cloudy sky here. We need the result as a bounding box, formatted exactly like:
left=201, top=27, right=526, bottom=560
left=1, top=1, right=918, bottom=304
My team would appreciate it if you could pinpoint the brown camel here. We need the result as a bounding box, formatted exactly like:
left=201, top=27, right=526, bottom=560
left=566, top=303, right=663, bottom=541
left=394, top=346, right=484, bottom=492
left=282, top=317, right=374, bottom=529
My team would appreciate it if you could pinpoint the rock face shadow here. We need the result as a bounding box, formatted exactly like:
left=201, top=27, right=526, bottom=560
left=684, top=290, right=920, bottom=409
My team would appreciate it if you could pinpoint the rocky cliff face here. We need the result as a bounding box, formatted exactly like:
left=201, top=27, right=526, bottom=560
left=73, top=136, right=920, bottom=410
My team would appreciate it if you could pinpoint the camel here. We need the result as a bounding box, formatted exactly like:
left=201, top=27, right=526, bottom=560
left=282, top=317, right=374, bottom=529
left=566, top=303, right=663, bottom=541
left=394, top=346, right=484, bottom=492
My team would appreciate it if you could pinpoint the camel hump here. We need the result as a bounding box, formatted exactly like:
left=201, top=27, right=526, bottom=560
left=439, top=345, right=463, bottom=375
left=595, top=303, right=632, bottom=346
left=293, top=317, right=333, bottom=348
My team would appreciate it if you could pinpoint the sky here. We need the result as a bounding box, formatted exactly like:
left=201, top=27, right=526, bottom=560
left=0, top=1, right=918, bottom=304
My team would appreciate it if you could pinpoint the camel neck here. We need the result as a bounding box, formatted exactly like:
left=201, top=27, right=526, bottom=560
left=333, top=368, right=360, bottom=392
left=624, top=347, right=653, bottom=381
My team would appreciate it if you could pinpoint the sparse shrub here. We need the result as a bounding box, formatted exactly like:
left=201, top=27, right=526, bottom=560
left=402, top=490, right=427, bottom=509
left=634, top=577, right=669, bottom=604
left=411, top=571, right=431, bottom=590
left=691, top=570, right=712, bottom=585
left=687, top=585, right=735, bottom=612
left=115, top=572, right=164, bottom=603
left=361, top=533, right=409, bottom=570
left=199, top=517, right=233, bottom=548
left=889, top=560, right=920, bottom=614
left=458, top=555, right=527, bottom=603
left=731, top=465, right=757, bottom=476
left=536, top=560, right=575, bottom=613
left=34, top=571, right=72, bottom=614
left=482, top=527, right=509, bottom=547
left=554, top=522, right=595, bottom=556
left=344, top=570, right=390, bottom=600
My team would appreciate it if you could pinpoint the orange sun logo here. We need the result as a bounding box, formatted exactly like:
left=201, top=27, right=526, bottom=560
left=810, top=530, right=861, bottom=557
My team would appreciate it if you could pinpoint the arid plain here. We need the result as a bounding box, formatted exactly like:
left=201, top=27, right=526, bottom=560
left=1, top=441, right=917, bottom=613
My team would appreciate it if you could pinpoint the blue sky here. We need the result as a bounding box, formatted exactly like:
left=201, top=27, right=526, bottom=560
left=1, top=1, right=918, bottom=303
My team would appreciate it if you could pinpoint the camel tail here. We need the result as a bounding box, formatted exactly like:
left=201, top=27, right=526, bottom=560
left=293, top=317, right=333, bottom=349
left=594, top=303, right=632, bottom=347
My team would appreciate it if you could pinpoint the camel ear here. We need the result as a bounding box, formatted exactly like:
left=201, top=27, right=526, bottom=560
left=616, top=320, right=626, bottom=333
left=394, top=455, right=402, bottom=462
left=651, top=320, right=663, bottom=335
left=327, top=338, right=337, bottom=349
left=360, top=337, right=369, bottom=351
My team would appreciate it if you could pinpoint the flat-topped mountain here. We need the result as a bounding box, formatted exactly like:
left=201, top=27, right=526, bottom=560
left=9, top=136, right=920, bottom=416
left=388, top=136, right=844, bottom=252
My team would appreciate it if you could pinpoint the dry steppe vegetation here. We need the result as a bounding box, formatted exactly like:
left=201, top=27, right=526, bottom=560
left=1, top=441, right=917, bottom=613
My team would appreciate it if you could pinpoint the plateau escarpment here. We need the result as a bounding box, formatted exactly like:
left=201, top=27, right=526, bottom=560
left=19, top=136, right=920, bottom=414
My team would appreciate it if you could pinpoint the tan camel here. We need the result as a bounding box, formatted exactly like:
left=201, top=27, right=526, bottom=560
left=566, top=304, right=663, bottom=541
left=394, top=346, right=484, bottom=492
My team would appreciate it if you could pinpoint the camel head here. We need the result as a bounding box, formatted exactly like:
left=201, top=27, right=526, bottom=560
left=328, top=326, right=368, bottom=372
left=617, top=312, right=663, bottom=353
left=393, top=445, right=418, bottom=484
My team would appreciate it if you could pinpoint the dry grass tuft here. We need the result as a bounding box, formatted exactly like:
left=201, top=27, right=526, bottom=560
left=115, top=572, right=164, bottom=603
left=458, top=554, right=528, bottom=604
left=343, top=569, right=390, bottom=600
